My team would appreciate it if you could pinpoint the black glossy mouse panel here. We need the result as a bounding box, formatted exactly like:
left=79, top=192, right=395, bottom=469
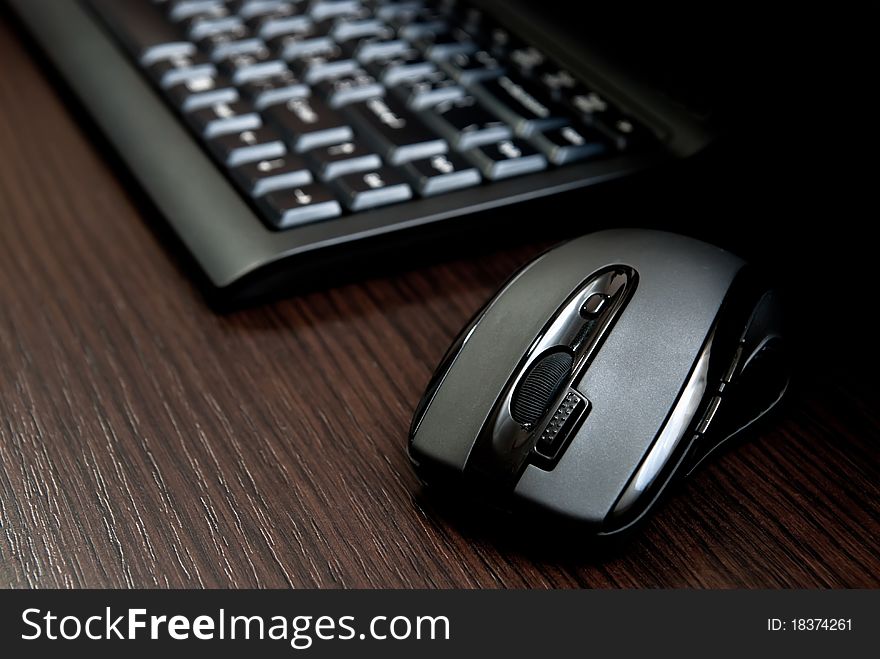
left=409, top=236, right=620, bottom=477
left=514, top=232, right=745, bottom=526
left=463, top=266, right=637, bottom=487
left=409, top=229, right=751, bottom=531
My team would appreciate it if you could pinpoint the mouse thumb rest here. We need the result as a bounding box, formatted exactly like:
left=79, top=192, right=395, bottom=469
left=606, top=281, right=789, bottom=534
left=682, top=289, right=789, bottom=477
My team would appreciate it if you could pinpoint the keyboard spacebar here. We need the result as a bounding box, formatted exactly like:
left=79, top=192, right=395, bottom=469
left=87, top=0, right=193, bottom=65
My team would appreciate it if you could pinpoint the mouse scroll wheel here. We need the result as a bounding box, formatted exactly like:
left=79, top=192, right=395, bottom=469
left=511, top=351, right=574, bottom=427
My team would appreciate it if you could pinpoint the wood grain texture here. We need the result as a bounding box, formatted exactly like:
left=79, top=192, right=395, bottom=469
left=0, top=16, right=877, bottom=589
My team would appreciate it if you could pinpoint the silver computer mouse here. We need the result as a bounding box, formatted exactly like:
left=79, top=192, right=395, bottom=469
left=408, top=229, right=788, bottom=536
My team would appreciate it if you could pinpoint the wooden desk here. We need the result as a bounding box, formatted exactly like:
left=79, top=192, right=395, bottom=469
left=1, top=16, right=877, bottom=589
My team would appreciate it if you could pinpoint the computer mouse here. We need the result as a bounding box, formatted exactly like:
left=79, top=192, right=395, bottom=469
left=408, top=229, right=788, bottom=536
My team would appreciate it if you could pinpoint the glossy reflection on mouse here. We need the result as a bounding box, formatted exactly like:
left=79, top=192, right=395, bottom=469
left=409, top=229, right=788, bottom=536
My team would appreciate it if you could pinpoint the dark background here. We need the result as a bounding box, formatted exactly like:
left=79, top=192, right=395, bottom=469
left=495, top=2, right=870, bottom=379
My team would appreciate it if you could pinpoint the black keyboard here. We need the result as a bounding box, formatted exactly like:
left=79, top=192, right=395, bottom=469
left=10, top=0, right=678, bottom=303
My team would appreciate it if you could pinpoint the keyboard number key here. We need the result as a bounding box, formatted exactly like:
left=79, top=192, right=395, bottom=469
left=568, top=91, right=652, bottom=150
left=166, top=73, right=238, bottom=111
left=258, top=183, right=342, bottom=228
left=188, top=100, right=262, bottom=137
left=530, top=125, right=607, bottom=165
left=265, top=96, right=354, bottom=151
left=232, top=155, right=314, bottom=197
left=208, top=126, right=287, bottom=166
left=400, top=153, right=481, bottom=196
left=331, top=167, right=413, bottom=211
left=306, top=141, right=382, bottom=181
left=464, top=138, right=546, bottom=180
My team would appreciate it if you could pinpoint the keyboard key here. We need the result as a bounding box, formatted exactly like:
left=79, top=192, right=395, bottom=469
left=166, top=72, right=238, bottom=111
left=384, top=3, right=437, bottom=24
left=249, top=10, right=312, bottom=40
left=343, top=96, right=447, bottom=164
left=232, top=155, right=313, bottom=196
left=345, top=37, right=409, bottom=64
left=191, top=13, right=250, bottom=46
left=365, top=49, right=435, bottom=86
left=399, top=152, right=481, bottom=196
left=200, top=35, right=261, bottom=61
left=259, top=183, right=342, bottom=228
left=563, top=89, right=608, bottom=115
left=390, top=8, right=447, bottom=40
left=415, top=29, right=477, bottom=61
left=235, top=0, right=290, bottom=20
left=315, top=71, right=384, bottom=107
left=399, top=19, right=447, bottom=41
left=194, top=4, right=233, bottom=28
left=440, top=2, right=487, bottom=35
left=142, top=41, right=199, bottom=68
left=269, top=32, right=334, bottom=59
left=438, top=49, right=504, bottom=85
left=486, top=28, right=519, bottom=60
left=537, top=67, right=579, bottom=102
left=464, top=138, right=547, bottom=180
left=507, top=44, right=546, bottom=77
left=185, top=15, right=244, bottom=41
left=167, top=1, right=224, bottom=22
left=470, top=75, right=567, bottom=137
left=374, top=1, right=424, bottom=22
left=208, top=126, right=287, bottom=166
left=148, top=52, right=216, bottom=88
left=306, top=140, right=382, bottom=180
left=290, top=47, right=358, bottom=83
left=596, top=114, right=648, bottom=150
left=331, top=167, right=413, bottom=211
left=218, top=50, right=288, bottom=84
left=395, top=70, right=464, bottom=110
left=331, top=18, right=392, bottom=42
left=530, top=125, right=607, bottom=165
left=188, top=99, right=262, bottom=137
left=241, top=69, right=310, bottom=109
left=309, top=0, right=363, bottom=22
left=422, top=95, right=510, bottom=150
left=565, top=90, right=649, bottom=150
left=265, top=96, right=353, bottom=151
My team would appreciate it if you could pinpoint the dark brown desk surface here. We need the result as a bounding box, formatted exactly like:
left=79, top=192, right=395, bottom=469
left=1, top=18, right=877, bottom=589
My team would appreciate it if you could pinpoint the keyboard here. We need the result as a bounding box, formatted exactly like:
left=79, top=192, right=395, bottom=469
left=10, top=0, right=677, bottom=303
